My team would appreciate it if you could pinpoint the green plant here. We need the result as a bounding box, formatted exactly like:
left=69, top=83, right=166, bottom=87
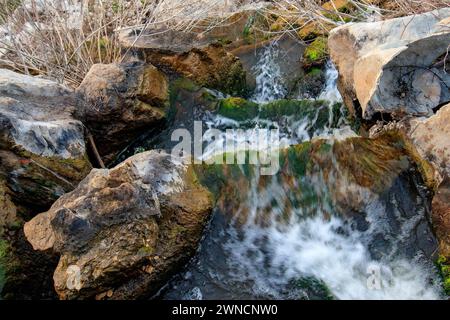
left=436, top=255, right=450, bottom=296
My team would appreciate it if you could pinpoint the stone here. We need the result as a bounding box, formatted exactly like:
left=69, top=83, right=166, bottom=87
left=75, top=62, right=168, bottom=164
left=407, top=104, right=450, bottom=182
left=0, top=69, right=92, bottom=211
left=432, top=178, right=450, bottom=258
left=24, top=150, right=213, bottom=299
left=328, top=8, right=450, bottom=119
left=116, top=8, right=273, bottom=96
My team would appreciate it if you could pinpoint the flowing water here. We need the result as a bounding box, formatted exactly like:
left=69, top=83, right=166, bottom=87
left=160, top=45, right=444, bottom=300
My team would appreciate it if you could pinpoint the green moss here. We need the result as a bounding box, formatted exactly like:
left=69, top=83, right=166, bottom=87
left=436, top=255, right=450, bottom=296
left=217, top=97, right=259, bottom=121
left=307, top=67, right=323, bottom=77
left=284, top=142, right=313, bottom=177
left=303, top=37, right=328, bottom=65
left=138, top=245, right=154, bottom=256
left=291, top=276, right=334, bottom=300
left=223, top=62, right=248, bottom=97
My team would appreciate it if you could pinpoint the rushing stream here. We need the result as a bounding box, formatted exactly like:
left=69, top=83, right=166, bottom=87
left=159, top=44, right=444, bottom=300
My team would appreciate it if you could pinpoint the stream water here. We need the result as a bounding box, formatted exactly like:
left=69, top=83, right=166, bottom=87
left=159, top=44, right=444, bottom=300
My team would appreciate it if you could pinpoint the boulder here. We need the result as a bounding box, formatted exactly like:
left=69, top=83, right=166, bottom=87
left=407, top=103, right=450, bottom=182
left=75, top=62, right=169, bottom=165
left=116, top=7, right=275, bottom=96
left=0, top=69, right=92, bottom=211
left=432, top=178, right=450, bottom=259
left=329, top=8, right=450, bottom=119
left=119, top=30, right=248, bottom=96
left=408, top=104, right=450, bottom=264
left=24, top=150, right=213, bottom=299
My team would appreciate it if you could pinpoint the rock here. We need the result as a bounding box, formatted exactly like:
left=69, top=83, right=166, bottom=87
left=329, top=8, right=450, bottom=119
left=0, top=69, right=92, bottom=211
left=75, top=62, right=168, bottom=164
left=432, top=178, right=450, bottom=259
left=230, top=34, right=306, bottom=95
left=120, top=31, right=248, bottom=96
left=407, top=103, right=450, bottom=181
left=0, top=179, right=58, bottom=300
left=24, top=150, right=213, bottom=299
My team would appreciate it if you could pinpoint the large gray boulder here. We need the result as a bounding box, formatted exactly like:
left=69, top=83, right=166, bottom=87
left=24, top=150, right=213, bottom=300
left=329, top=8, right=450, bottom=120
left=75, top=62, right=169, bottom=165
left=0, top=69, right=92, bottom=210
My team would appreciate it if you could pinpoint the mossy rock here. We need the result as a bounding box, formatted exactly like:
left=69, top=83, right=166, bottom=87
left=217, top=97, right=259, bottom=121
left=303, top=37, right=329, bottom=66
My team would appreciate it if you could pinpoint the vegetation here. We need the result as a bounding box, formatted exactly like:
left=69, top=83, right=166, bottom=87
left=303, top=37, right=328, bottom=66
left=0, top=0, right=448, bottom=87
left=436, top=255, right=450, bottom=296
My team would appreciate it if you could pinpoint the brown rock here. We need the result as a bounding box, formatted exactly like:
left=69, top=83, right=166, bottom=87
left=76, top=63, right=169, bottom=164
left=408, top=103, right=450, bottom=182
left=24, top=150, right=213, bottom=299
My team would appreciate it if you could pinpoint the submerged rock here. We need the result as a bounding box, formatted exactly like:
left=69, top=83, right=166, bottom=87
left=329, top=8, right=450, bottom=119
left=0, top=69, right=92, bottom=211
left=24, top=150, right=213, bottom=299
left=76, top=62, right=169, bottom=164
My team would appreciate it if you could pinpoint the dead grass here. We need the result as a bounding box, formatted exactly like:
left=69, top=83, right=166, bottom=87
left=0, top=0, right=447, bottom=88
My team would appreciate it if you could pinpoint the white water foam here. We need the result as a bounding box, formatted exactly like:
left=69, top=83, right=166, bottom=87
left=318, top=61, right=342, bottom=104
left=223, top=173, right=442, bottom=300
left=251, top=43, right=287, bottom=103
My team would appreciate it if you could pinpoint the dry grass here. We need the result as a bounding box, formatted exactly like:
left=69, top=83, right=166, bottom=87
left=0, top=0, right=448, bottom=88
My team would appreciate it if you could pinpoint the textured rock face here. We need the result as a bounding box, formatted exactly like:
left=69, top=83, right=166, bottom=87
left=0, top=69, right=90, bottom=299
left=432, top=178, right=450, bottom=258
left=24, top=150, right=213, bottom=300
left=329, top=8, right=450, bottom=119
left=116, top=11, right=255, bottom=96
left=0, top=69, right=92, bottom=210
left=76, top=62, right=168, bottom=164
left=124, top=39, right=248, bottom=97
left=407, top=104, right=450, bottom=262
left=407, top=104, right=450, bottom=181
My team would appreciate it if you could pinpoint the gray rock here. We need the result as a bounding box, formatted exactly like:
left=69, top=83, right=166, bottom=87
left=329, top=8, right=450, bottom=119
left=24, top=150, right=213, bottom=300
left=0, top=69, right=92, bottom=210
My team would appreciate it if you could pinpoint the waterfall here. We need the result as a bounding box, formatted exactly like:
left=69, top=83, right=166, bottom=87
left=318, top=61, right=343, bottom=104
left=250, top=43, right=287, bottom=103
left=161, top=44, right=443, bottom=301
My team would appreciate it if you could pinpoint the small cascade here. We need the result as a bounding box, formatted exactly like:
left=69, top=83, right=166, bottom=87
left=318, top=61, right=343, bottom=104
left=161, top=43, right=443, bottom=301
left=250, top=43, right=287, bottom=103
